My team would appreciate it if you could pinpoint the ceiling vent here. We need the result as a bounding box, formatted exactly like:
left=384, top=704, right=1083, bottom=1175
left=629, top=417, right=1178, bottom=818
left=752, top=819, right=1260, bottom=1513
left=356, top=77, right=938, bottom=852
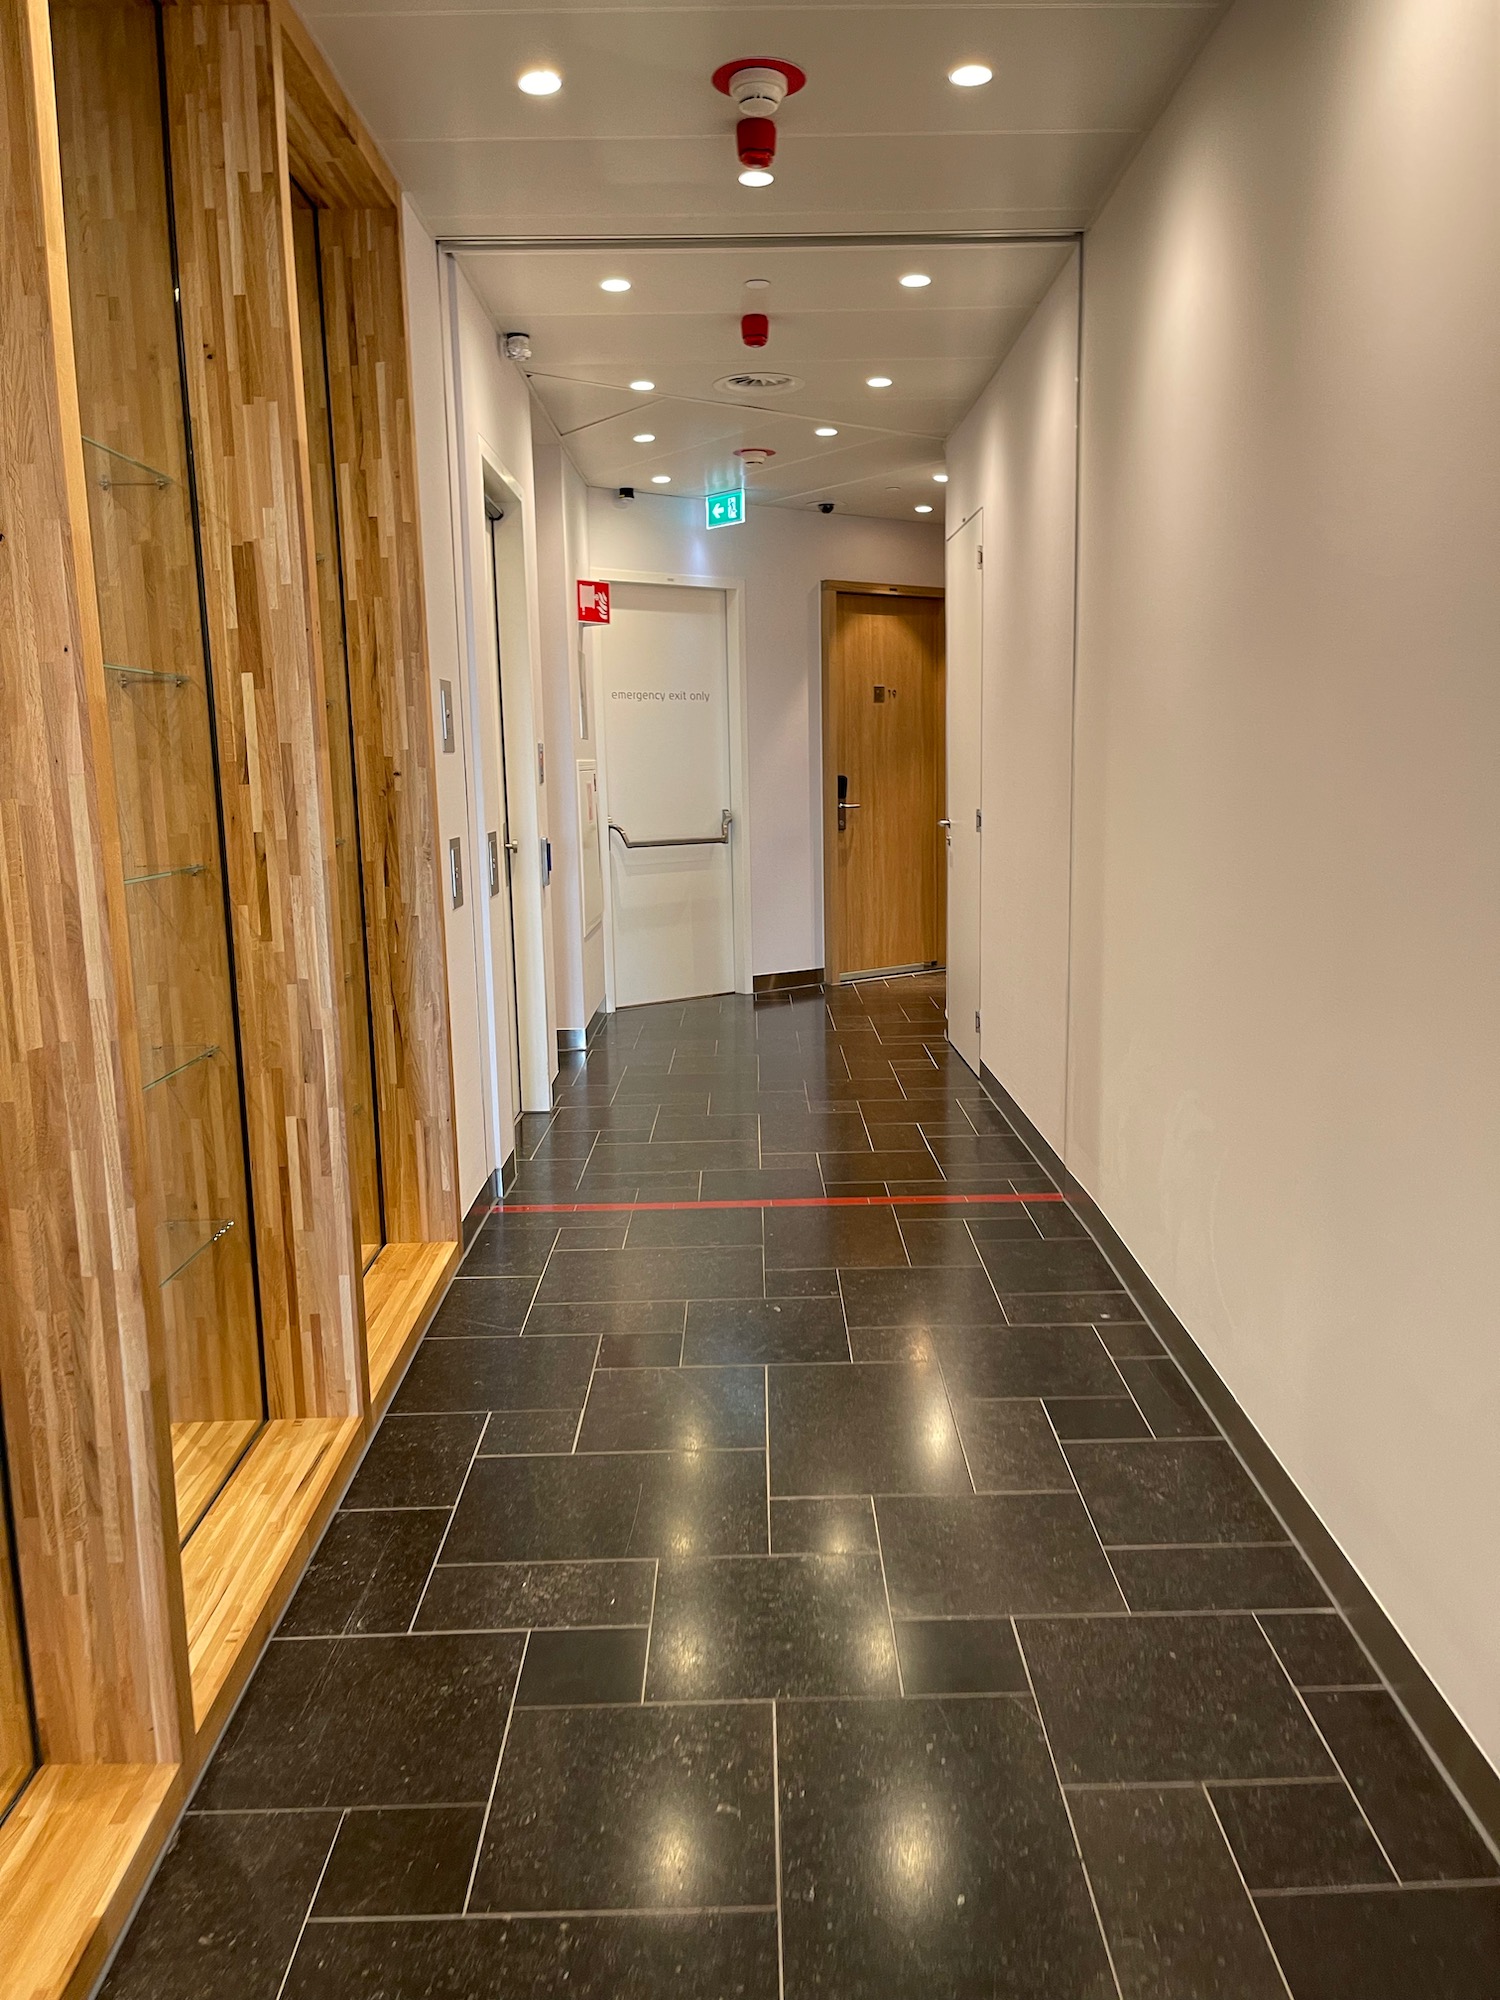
left=714, top=371, right=803, bottom=395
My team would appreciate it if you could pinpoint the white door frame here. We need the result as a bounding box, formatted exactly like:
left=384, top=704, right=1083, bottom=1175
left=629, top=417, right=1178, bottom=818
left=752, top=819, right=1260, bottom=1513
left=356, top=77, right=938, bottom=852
left=587, top=568, right=752, bottom=1009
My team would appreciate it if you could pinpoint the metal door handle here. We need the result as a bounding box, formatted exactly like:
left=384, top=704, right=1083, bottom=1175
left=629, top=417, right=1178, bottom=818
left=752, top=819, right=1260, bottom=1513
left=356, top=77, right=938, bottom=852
left=938, top=818, right=951, bottom=828
left=609, top=809, right=732, bottom=849
left=842, top=801, right=863, bottom=810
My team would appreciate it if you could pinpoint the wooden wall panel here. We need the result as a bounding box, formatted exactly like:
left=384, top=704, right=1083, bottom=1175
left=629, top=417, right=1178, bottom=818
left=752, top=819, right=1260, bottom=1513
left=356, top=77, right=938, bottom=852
left=160, top=0, right=365, bottom=1418
left=0, top=0, right=186, bottom=1763
left=317, top=202, right=459, bottom=1245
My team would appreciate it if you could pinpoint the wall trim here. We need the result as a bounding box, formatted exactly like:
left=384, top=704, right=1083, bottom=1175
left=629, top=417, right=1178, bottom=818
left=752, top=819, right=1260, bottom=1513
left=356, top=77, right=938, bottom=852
left=753, top=967, right=825, bottom=995
left=557, top=1002, right=607, bottom=1053
left=979, top=1060, right=1500, bottom=1856
left=462, top=1170, right=500, bottom=1246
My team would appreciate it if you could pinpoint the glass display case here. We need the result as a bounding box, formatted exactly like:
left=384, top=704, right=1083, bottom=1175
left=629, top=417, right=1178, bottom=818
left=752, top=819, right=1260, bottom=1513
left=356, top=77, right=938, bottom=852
left=291, top=183, right=386, bottom=1271
left=51, top=0, right=265, bottom=1539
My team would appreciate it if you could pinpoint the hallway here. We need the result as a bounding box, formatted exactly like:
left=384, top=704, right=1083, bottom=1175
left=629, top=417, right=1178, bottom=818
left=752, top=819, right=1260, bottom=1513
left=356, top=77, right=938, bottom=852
left=101, top=979, right=1499, bottom=1998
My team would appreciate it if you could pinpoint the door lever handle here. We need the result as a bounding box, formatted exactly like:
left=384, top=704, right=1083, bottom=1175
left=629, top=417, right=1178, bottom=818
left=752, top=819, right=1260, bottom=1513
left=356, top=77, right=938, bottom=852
left=938, top=818, right=951, bottom=828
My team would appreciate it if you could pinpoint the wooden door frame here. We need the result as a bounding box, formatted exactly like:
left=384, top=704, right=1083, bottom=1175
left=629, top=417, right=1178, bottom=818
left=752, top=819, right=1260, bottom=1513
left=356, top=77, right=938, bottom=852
left=819, top=579, right=946, bottom=985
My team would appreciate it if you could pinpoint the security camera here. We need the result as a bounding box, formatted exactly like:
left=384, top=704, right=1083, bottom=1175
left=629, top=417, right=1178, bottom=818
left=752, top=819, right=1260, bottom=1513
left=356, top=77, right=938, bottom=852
left=501, top=331, right=532, bottom=361
left=616, top=486, right=636, bottom=505
left=818, top=501, right=835, bottom=514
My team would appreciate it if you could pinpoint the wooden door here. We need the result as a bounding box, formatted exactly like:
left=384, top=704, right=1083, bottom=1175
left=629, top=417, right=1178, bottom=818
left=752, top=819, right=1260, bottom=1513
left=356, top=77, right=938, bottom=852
left=829, top=590, right=946, bottom=978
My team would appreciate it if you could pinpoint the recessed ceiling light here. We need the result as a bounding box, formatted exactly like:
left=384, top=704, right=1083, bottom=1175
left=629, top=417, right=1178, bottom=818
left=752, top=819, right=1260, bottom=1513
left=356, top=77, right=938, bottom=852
left=815, top=426, right=839, bottom=437
left=949, top=62, right=992, bottom=87
left=629, top=380, right=655, bottom=392
left=900, top=273, right=932, bottom=289
left=915, top=504, right=934, bottom=514
left=600, top=277, right=632, bottom=293
left=517, top=68, right=561, bottom=95
left=933, top=473, right=949, bottom=483
left=867, top=376, right=893, bottom=389
left=738, top=168, right=774, bottom=188
left=744, top=277, right=771, bottom=290
left=634, top=433, right=656, bottom=443
left=652, top=474, right=672, bottom=484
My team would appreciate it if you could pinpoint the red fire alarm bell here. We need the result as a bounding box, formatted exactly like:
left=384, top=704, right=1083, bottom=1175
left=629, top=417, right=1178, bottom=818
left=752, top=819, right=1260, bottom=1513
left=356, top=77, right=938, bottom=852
left=577, top=579, right=611, bottom=624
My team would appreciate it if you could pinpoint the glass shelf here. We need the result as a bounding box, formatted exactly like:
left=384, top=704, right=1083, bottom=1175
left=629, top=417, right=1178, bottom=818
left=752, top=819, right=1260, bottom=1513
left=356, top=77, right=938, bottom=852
left=159, top=1216, right=236, bottom=1289
left=105, top=662, right=197, bottom=690
left=141, top=1043, right=220, bottom=1092
left=124, top=863, right=206, bottom=886
left=81, top=435, right=173, bottom=491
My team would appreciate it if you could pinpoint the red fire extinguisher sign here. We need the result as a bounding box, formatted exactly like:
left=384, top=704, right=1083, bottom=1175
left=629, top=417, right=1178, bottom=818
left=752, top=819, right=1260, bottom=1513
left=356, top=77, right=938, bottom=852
left=577, top=580, right=611, bottom=624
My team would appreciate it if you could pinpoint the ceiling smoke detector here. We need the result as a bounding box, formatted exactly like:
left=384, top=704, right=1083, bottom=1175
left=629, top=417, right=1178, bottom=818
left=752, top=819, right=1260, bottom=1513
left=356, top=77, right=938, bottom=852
left=501, top=331, right=532, bottom=361
left=735, top=446, right=776, bottom=471
left=714, top=371, right=803, bottom=395
left=712, top=58, right=806, bottom=118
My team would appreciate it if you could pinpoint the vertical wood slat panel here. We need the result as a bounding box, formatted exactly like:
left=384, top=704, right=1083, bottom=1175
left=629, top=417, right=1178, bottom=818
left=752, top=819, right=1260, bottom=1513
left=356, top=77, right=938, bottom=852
left=0, top=0, right=187, bottom=1763
left=317, top=204, right=459, bottom=1246
left=160, top=0, right=365, bottom=1417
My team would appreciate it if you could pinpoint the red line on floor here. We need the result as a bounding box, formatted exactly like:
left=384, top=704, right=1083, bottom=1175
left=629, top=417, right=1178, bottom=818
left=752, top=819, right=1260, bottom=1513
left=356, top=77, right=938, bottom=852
left=489, top=1192, right=1065, bottom=1214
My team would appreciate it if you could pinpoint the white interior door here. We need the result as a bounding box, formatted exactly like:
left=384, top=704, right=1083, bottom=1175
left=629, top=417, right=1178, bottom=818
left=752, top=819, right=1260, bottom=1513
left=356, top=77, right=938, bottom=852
left=601, top=582, right=735, bottom=1007
left=946, top=511, right=983, bottom=1072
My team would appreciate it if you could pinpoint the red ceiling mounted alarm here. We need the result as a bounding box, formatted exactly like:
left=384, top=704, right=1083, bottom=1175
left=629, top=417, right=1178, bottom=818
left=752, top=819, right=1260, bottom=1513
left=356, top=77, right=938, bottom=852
left=741, top=312, right=770, bottom=347
left=713, top=59, right=806, bottom=181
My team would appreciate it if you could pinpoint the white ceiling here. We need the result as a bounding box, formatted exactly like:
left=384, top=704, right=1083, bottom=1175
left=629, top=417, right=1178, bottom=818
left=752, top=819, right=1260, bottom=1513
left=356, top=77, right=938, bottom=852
left=301, top=0, right=1229, bottom=241
left=460, top=240, right=1073, bottom=519
left=300, top=0, right=1227, bottom=518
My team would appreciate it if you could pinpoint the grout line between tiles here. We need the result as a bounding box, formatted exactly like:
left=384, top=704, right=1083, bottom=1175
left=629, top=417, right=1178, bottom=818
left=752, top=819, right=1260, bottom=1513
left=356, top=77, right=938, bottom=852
left=273, top=1807, right=345, bottom=2000
left=868, top=1501, right=905, bottom=1698
left=771, top=1701, right=787, bottom=2000
left=463, top=1630, right=530, bottom=1916
left=407, top=1415, right=494, bottom=1633
left=1201, top=1782, right=1297, bottom=1998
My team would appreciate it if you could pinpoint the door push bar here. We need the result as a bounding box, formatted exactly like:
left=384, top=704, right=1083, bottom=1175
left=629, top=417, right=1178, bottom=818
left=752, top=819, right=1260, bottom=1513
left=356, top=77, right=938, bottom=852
left=608, top=809, right=733, bottom=850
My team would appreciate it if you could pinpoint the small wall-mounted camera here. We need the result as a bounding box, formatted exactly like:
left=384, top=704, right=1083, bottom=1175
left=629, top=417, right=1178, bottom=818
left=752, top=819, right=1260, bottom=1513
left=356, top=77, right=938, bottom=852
left=616, top=486, right=636, bottom=505
left=818, top=501, right=835, bottom=514
left=501, top=331, right=532, bottom=361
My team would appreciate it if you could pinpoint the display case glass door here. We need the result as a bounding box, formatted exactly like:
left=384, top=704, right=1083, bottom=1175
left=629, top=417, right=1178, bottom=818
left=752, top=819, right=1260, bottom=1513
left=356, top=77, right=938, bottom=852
left=51, top=0, right=265, bottom=1539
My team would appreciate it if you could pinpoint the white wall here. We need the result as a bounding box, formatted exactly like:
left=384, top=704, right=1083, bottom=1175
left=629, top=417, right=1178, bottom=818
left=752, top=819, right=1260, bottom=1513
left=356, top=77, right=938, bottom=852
left=586, top=491, right=943, bottom=978
left=946, top=252, right=1080, bottom=1149
left=1060, top=0, right=1499, bottom=1770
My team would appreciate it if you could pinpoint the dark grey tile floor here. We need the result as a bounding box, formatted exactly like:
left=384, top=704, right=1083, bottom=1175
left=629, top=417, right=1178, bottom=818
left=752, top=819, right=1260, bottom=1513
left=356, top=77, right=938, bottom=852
left=101, top=975, right=1500, bottom=1998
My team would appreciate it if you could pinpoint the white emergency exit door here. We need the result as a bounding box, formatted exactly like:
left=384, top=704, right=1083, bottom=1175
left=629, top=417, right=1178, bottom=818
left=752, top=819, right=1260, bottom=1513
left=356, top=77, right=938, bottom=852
left=600, top=581, right=738, bottom=1007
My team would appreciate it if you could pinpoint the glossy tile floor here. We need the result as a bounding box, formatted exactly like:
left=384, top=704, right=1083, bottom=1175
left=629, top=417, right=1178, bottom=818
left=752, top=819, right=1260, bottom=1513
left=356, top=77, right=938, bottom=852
left=102, top=976, right=1500, bottom=1997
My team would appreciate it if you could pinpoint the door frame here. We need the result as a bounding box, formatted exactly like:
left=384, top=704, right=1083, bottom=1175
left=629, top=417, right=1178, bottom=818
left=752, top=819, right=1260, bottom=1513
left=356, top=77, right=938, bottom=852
left=819, top=579, right=948, bottom=984
left=587, top=568, right=753, bottom=1008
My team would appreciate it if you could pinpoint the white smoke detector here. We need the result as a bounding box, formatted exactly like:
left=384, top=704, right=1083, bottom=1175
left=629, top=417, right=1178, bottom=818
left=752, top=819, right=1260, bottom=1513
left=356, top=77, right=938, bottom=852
left=735, top=446, right=776, bottom=470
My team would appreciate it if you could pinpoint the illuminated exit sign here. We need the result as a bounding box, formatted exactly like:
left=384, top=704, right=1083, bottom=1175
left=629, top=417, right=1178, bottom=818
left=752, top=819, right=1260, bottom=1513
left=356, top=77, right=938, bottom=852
left=705, top=489, right=746, bottom=530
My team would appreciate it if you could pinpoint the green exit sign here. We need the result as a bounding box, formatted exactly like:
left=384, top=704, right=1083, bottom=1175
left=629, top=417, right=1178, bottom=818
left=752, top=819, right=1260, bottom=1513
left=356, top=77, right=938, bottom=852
left=705, top=488, right=746, bottom=530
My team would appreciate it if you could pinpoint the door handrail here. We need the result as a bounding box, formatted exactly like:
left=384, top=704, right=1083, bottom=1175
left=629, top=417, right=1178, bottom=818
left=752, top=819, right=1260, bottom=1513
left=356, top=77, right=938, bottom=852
left=608, top=809, right=732, bottom=850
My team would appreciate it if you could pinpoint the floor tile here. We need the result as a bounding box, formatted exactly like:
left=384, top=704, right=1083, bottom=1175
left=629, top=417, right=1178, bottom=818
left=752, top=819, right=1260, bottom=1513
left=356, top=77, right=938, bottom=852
left=777, top=1697, right=1115, bottom=1998
left=768, top=1362, right=970, bottom=1496
left=430, top=1276, right=541, bottom=1334
left=819, top=1149, right=944, bottom=1184
left=1207, top=1779, right=1394, bottom=1889
left=416, top=1559, right=656, bottom=1632
left=877, top=1494, right=1123, bottom=1617
left=623, top=1205, right=763, bottom=1246
left=342, top=1413, right=484, bottom=1510
left=196, top=1633, right=526, bottom=1808
left=1003, top=1291, right=1142, bottom=1323
left=1111, top=1543, right=1329, bottom=1612
left=471, top=1702, right=776, bottom=1912
left=1071, top=1785, right=1288, bottom=1998
left=1098, top=1321, right=1166, bottom=1357
left=1256, top=1610, right=1379, bottom=1688
left=685, top=1296, right=850, bottom=1364
left=1021, top=1615, right=1331, bottom=1782
left=895, top=1215, right=982, bottom=1266
left=524, top=1299, right=685, bottom=1339
left=1065, top=1439, right=1286, bottom=1545
left=445, top=1451, right=767, bottom=1562
left=393, top=1335, right=597, bottom=1414
left=894, top=1618, right=1029, bottom=1695
left=936, top=1326, right=1124, bottom=1398
left=1115, top=1356, right=1216, bottom=1437
left=516, top=1626, right=649, bottom=1706
left=1256, top=1885, right=1500, bottom=2000
left=646, top=1555, right=898, bottom=1699
left=598, top=1328, right=685, bottom=1367
left=1306, top=1691, right=1500, bottom=1881
left=976, top=1238, right=1121, bottom=1293
left=313, top=1805, right=486, bottom=1916
left=764, top=1204, right=906, bottom=1269
left=536, top=1246, right=764, bottom=1303
left=649, top=1111, right=759, bottom=1143
left=771, top=1495, right=879, bottom=1555
left=1045, top=1394, right=1150, bottom=1439
left=766, top=1265, right=842, bottom=1299
left=952, top=1400, right=1074, bottom=1492
left=759, top=1109, right=870, bottom=1153
left=847, top=1325, right=938, bottom=1362
left=97, top=1810, right=339, bottom=2000
left=838, top=1266, right=1003, bottom=1326
left=702, top=1166, right=826, bottom=1200
left=284, top=1913, right=781, bottom=1997
left=577, top=1365, right=765, bottom=1452
left=478, top=1410, right=581, bottom=1454
left=281, top=1509, right=448, bottom=1636
left=463, top=1221, right=559, bottom=1277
